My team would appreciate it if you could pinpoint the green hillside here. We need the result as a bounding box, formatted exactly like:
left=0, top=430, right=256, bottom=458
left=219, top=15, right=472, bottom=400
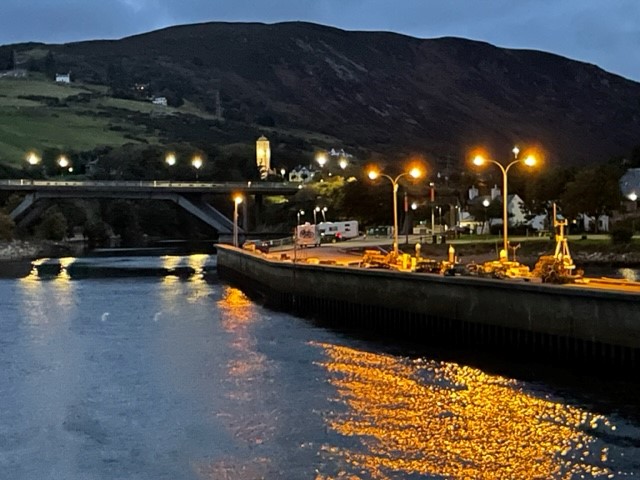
left=0, top=76, right=220, bottom=166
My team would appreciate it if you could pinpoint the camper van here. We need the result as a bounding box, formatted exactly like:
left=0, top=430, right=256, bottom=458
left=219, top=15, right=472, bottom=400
left=296, top=223, right=321, bottom=247
left=317, top=221, right=359, bottom=241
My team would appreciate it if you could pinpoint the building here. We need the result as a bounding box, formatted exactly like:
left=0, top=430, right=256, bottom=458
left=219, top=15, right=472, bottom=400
left=55, top=73, right=71, bottom=83
left=288, top=165, right=316, bottom=183
left=256, top=136, right=271, bottom=180
left=151, top=96, right=168, bottom=106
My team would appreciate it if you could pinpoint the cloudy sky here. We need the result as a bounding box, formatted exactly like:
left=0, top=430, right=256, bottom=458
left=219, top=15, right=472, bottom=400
left=2, top=0, right=639, bottom=81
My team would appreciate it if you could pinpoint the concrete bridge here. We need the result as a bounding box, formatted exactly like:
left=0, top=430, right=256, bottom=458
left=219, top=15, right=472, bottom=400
left=0, top=179, right=300, bottom=235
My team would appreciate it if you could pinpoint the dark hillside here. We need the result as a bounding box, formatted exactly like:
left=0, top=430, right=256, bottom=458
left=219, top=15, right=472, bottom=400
left=10, top=21, right=640, bottom=166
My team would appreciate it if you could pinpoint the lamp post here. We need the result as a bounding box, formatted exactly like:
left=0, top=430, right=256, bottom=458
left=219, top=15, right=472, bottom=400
left=473, top=147, right=537, bottom=255
left=367, top=167, right=422, bottom=255
left=315, top=152, right=328, bottom=168
left=57, top=155, right=70, bottom=177
left=233, top=194, right=243, bottom=247
left=321, top=207, right=327, bottom=222
left=482, top=198, right=490, bottom=236
left=26, top=151, right=41, bottom=167
left=297, top=209, right=305, bottom=226
left=165, top=153, right=176, bottom=167
left=429, top=182, right=435, bottom=235
left=314, top=206, right=320, bottom=225
left=192, top=155, right=203, bottom=180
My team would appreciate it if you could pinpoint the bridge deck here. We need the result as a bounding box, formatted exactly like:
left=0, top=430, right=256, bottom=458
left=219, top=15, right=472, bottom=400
left=0, top=179, right=300, bottom=195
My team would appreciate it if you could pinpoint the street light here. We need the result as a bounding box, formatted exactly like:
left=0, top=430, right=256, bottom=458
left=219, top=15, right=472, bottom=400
left=297, top=209, right=305, bottom=226
left=314, top=206, right=321, bottom=225
left=367, top=166, right=422, bottom=255
left=233, top=194, right=243, bottom=247
left=482, top=198, right=490, bottom=235
left=165, top=153, right=176, bottom=166
left=339, top=157, right=348, bottom=170
left=192, top=155, right=203, bottom=179
left=26, top=151, right=41, bottom=166
left=57, top=155, right=71, bottom=177
left=473, top=147, right=537, bottom=256
left=321, top=206, right=328, bottom=222
left=315, top=152, right=328, bottom=168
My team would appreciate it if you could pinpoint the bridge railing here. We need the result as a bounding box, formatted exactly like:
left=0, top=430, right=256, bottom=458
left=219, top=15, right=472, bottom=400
left=0, top=179, right=301, bottom=192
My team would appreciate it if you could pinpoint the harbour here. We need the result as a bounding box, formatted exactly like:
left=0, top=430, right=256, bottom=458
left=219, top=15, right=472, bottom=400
left=1, top=253, right=640, bottom=478
left=217, top=244, right=640, bottom=369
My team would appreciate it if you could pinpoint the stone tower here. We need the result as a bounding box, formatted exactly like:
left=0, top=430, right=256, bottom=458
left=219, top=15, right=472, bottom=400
left=256, top=136, right=271, bottom=180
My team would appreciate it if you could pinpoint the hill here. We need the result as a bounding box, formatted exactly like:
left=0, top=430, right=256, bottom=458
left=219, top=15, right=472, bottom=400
left=2, top=21, right=640, bottom=169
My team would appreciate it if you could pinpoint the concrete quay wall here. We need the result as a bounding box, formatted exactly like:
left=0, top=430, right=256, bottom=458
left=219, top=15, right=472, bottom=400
left=217, top=246, right=640, bottom=367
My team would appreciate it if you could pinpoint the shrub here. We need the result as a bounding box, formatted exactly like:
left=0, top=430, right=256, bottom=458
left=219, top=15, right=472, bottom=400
left=0, top=212, right=15, bottom=240
left=610, top=222, right=634, bottom=244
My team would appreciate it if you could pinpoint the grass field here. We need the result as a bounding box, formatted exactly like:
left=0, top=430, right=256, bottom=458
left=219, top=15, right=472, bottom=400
left=0, top=76, right=219, bottom=166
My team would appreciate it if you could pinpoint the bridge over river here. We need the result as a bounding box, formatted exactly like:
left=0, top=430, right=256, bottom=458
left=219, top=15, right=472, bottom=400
left=0, top=179, right=300, bottom=235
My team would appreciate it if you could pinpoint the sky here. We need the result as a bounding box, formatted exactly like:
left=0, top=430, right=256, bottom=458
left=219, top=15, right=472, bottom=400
left=1, top=0, right=639, bottom=82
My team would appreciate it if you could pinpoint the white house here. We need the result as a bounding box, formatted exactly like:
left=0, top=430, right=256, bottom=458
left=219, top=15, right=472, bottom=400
left=576, top=213, right=610, bottom=232
left=55, top=72, right=71, bottom=83
left=151, top=96, right=168, bottom=106
left=288, top=165, right=316, bottom=183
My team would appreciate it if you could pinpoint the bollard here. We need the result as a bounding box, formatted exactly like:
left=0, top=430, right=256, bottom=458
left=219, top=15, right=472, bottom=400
left=402, top=253, right=410, bottom=270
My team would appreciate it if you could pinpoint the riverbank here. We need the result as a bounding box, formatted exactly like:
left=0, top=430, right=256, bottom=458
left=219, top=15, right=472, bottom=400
left=0, top=240, right=77, bottom=263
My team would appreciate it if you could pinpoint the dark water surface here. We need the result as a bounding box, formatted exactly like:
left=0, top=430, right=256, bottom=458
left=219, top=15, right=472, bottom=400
left=1, top=255, right=640, bottom=479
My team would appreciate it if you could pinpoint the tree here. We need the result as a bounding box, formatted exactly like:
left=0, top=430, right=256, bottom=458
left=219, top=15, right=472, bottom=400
left=35, top=207, right=68, bottom=240
left=83, top=219, right=112, bottom=248
left=105, top=200, right=144, bottom=246
left=561, top=165, right=622, bottom=229
left=0, top=212, right=15, bottom=240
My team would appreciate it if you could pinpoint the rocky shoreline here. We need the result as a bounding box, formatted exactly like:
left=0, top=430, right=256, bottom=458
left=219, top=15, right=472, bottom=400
left=0, top=240, right=77, bottom=263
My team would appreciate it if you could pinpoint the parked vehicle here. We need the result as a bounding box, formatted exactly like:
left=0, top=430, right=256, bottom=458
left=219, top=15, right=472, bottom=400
left=296, top=223, right=320, bottom=247
left=317, top=220, right=359, bottom=240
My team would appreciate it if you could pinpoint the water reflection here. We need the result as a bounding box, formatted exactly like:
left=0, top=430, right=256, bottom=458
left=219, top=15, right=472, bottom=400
left=197, top=286, right=276, bottom=478
left=314, top=342, right=623, bottom=479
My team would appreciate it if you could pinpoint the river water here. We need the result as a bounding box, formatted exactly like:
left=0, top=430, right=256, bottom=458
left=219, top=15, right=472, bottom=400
left=1, top=255, right=640, bottom=479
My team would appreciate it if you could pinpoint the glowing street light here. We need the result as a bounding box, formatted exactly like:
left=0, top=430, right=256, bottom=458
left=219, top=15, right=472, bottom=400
left=482, top=198, right=491, bottom=235
left=472, top=146, right=537, bottom=256
left=367, top=166, right=422, bottom=255
left=316, top=152, right=328, bottom=168
left=314, top=206, right=321, bottom=225
left=321, top=206, right=328, bottom=222
left=165, top=153, right=177, bottom=166
left=339, top=157, right=348, bottom=170
left=629, top=192, right=638, bottom=202
left=233, top=194, right=243, bottom=247
left=26, top=151, right=41, bottom=166
left=57, top=155, right=71, bottom=177
left=192, top=155, right=203, bottom=179
left=297, top=209, right=305, bottom=226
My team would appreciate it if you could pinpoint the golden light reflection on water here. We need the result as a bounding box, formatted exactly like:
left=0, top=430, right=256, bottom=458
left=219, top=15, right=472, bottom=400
left=197, top=285, right=276, bottom=478
left=217, top=286, right=267, bottom=386
left=313, top=342, right=619, bottom=480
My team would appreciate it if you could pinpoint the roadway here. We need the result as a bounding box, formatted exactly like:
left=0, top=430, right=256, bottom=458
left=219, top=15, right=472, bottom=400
left=0, top=179, right=300, bottom=195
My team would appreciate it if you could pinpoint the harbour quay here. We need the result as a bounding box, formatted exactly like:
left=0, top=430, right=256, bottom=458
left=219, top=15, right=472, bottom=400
left=216, top=244, right=640, bottom=369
